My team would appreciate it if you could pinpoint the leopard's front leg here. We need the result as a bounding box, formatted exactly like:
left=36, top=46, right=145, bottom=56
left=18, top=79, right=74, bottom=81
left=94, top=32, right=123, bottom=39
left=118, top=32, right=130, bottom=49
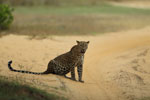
left=77, top=64, right=84, bottom=83
left=71, top=67, right=76, bottom=81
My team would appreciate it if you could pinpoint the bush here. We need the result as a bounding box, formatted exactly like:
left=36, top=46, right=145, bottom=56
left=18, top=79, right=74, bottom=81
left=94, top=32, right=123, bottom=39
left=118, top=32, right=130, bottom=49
left=0, top=4, right=14, bottom=30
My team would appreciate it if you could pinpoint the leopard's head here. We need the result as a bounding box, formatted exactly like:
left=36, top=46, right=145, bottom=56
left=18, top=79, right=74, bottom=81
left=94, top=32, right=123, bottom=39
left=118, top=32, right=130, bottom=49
left=76, top=40, right=90, bottom=54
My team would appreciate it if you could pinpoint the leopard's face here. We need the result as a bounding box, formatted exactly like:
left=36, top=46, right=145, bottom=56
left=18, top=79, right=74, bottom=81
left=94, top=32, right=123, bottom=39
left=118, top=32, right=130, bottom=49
left=76, top=40, right=90, bottom=54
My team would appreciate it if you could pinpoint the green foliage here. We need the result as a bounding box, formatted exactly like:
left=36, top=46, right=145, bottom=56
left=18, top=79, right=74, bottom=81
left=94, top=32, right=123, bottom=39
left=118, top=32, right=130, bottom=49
left=0, top=4, right=14, bottom=30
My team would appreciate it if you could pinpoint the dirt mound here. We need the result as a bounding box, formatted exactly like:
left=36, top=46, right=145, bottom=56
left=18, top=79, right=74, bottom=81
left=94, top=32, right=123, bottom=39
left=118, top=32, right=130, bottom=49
left=0, top=26, right=150, bottom=100
left=102, top=47, right=150, bottom=100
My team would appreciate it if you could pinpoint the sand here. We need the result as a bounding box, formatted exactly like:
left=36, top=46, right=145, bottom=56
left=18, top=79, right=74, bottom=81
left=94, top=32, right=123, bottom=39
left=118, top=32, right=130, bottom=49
left=1, top=27, right=150, bottom=100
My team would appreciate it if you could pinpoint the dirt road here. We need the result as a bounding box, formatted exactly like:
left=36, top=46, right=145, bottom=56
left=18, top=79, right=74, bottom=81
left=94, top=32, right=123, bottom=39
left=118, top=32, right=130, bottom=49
left=0, top=27, right=150, bottom=100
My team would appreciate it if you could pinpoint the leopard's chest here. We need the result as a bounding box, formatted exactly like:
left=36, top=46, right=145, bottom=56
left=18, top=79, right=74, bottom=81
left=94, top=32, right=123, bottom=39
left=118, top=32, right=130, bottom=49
left=76, top=55, right=84, bottom=66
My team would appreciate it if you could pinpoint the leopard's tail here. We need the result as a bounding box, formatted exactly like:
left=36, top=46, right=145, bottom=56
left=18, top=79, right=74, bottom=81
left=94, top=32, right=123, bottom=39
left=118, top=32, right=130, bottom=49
left=8, top=60, right=50, bottom=75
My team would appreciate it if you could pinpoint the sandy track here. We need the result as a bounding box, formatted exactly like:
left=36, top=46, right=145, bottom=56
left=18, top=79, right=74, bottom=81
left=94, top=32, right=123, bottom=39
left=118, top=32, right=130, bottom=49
left=1, top=27, right=150, bottom=100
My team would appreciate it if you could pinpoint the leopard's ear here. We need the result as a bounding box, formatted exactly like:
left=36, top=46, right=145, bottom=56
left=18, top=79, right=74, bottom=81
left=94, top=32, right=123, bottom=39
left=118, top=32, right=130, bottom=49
left=76, top=40, right=80, bottom=44
left=87, top=41, right=90, bottom=44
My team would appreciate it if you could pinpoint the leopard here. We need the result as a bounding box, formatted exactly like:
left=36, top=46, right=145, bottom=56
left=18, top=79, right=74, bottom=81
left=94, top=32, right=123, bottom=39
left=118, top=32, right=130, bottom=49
left=8, top=40, right=89, bottom=83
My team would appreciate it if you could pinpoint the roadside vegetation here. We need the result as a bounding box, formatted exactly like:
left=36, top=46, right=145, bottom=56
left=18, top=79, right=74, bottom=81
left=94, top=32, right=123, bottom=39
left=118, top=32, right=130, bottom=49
left=0, top=76, right=67, bottom=100
left=0, top=0, right=137, bottom=6
left=0, top=4, right=14, bottom=30
left=1, top=1, right=150, bottom=37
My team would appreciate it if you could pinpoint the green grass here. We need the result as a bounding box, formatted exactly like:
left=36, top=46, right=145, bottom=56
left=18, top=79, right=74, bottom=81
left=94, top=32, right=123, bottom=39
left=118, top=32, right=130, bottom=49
left=0, top=77, right=67, bottom=100
left=2, top=3, right=150, bottom=37
left=14, top=4, right=150, bottom=15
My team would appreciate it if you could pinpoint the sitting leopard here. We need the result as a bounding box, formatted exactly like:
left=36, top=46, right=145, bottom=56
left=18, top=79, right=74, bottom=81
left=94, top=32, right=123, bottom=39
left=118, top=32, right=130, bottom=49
left=8, top=40, right=89, bottom=83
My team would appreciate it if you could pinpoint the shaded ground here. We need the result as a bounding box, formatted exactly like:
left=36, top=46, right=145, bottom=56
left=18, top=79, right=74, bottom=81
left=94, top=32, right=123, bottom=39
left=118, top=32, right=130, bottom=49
left=0, top=26, right=150, bottom=100
left=0, top=76, right=66, bottom=100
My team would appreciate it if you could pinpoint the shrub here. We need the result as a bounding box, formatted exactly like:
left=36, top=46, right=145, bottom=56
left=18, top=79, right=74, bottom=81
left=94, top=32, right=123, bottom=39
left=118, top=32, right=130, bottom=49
left=0, top=4, right=14, bottom=30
